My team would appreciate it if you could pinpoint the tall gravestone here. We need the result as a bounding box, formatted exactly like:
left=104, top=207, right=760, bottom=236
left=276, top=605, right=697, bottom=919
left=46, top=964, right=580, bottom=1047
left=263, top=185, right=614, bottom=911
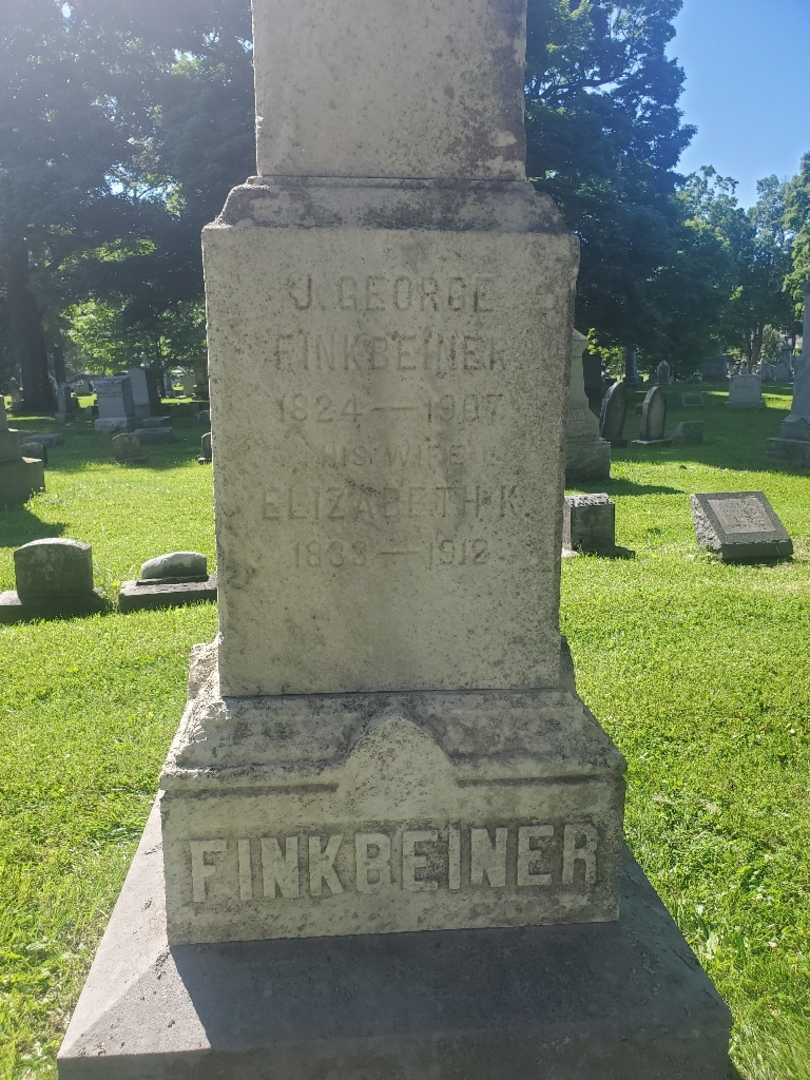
left=94, top=375, right=136, bottom=432
left=769, top=289, right=810, bottom=466
left=59, top=3, right=730, bottom=1077
left=566, top=331, right=611, bottom=482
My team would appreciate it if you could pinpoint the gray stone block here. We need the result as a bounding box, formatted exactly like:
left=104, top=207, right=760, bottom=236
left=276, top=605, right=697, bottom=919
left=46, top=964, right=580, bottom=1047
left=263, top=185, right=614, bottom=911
left=58, top=802, right=731, bottom=1080
left=563, top=494, right=616, bottom=554
left=691, top=492, right=792, bottom=562
left=119, top=576, right=218, bottom=612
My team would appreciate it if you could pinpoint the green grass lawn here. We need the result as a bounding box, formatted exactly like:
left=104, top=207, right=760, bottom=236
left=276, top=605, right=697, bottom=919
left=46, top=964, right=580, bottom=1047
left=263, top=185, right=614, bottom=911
left=1, top=391, right=808, bottom=1079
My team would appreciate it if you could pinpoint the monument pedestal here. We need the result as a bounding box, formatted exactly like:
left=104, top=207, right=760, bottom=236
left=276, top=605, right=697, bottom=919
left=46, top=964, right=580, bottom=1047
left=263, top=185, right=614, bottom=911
left=58, top=802, right=731, bottom=1080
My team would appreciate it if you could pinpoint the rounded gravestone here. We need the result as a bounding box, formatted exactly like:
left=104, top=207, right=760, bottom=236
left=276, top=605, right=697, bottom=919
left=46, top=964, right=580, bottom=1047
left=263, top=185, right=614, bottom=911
left=14, top=538, right=94, bottom=606
left=140, top=552, right=208, bottom=582
left=599, top=381, right=627, bottom=445
left=639, top=386, right=667, bottom=442
left=112, top=432, right=145, bottom=463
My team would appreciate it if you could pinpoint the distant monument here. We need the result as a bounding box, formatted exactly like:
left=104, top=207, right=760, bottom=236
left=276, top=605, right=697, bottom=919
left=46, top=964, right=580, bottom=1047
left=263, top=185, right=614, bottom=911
left=59, top=2, right=730, bottom=1077
left=565, top=331, right=611, bottom=482
left=769, top=289, right=810, bottom=467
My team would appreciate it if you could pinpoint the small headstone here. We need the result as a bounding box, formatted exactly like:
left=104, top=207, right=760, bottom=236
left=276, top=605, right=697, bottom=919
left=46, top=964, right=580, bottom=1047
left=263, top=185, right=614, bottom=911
left=1, top=538, right=106, bottom=621
left=119, top=551, right=216, bottom=612
left=198, top=431, right=212, bottom=464
left=196, top=408, right=211, bottom=426
left=562, top=494, right=616, bottom=555
left=727, top=373, right=763, bottom=409
left=599, top=380, right=628, bottom=446
left=672, top=421, right=704, bottom=445
left=654, top=360, right=671, bottom=386
left=112, top=432, right=146, bottom=464
left=691, top=492, right=792, bottom=563
left=633, top=386, right=671, bottom=447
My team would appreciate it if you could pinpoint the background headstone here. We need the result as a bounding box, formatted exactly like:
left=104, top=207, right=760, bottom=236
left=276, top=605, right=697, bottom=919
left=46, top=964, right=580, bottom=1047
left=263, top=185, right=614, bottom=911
left=112, top=432, right=145, bottom=464
left=565, top=331, right=611, bottom=482
left=118, top=551, right=217, bottom=613
left=654, top=360, right=671, bottom=386
left=198, top=431, right=212, bottom=463
left=0, top=539, right=105, bottom=620
left=672, top=420, right=704, bottom=445
left=127, top=367, right=153, bottom=420
left=691, top=492, right=792, bottom=562
left=727, top=372, right=763, bottom=409
left=94, top=376, right=136, bottom=432
left=599, top=381, right=628, bottom=446
left=634, top=386, right=670, bottom=445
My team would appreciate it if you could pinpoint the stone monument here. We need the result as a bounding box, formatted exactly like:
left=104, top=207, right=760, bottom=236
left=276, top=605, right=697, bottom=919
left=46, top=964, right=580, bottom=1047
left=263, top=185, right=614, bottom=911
left=94, top=375, right=136, bottom=432
left=565, top=331, right=611, bottom=482
left=769, top=289, right=810, bottom=467
left=727, top=371, right=763, bottom=409
left=0, top=398, right=45, bottom=507
left=127, top=367, right=154, bottom=420
left=59, top=2, right=730, bottom=1076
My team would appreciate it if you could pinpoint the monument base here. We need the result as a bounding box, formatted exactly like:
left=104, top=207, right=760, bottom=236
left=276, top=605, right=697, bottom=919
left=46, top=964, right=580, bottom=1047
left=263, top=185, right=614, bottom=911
left=58, top=803, right=731, bottom=1080
left=767, top=437, right=810, bottom=469
left=0, top=588, right=107, bottom=624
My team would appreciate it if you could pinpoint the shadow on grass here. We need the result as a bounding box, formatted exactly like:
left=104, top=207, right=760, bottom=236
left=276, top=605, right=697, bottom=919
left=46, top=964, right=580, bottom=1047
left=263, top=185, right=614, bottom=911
left=571, top=478, right=683, bottom=497
left=727, top=1063, right=744, bottom=1079
left=0, top=508, right=66, bottom=549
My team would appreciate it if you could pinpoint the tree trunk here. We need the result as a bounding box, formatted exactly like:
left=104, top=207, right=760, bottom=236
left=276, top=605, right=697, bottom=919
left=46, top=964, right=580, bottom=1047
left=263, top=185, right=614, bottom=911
left=4, top=237, right=54, bottom=414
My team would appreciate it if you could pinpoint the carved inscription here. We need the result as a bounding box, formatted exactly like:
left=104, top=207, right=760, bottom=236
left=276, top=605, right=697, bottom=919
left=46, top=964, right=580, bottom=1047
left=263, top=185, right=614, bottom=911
left=709, top=497, right=774, bottom=535
left=188, top=822, right=600, bottom=904
left=267, top=270, right=525, bottom=574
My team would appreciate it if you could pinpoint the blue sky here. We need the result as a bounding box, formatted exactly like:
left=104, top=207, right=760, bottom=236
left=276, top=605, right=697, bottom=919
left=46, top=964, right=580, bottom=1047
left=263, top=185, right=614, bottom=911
left=671, top=0, right=810, bottom=207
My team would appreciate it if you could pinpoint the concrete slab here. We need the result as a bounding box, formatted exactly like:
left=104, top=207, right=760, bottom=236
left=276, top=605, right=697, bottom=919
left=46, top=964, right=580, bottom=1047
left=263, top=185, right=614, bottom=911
left=59, top=803, right=731, bottom=1080
left=118, top=576, right=218, bottom=612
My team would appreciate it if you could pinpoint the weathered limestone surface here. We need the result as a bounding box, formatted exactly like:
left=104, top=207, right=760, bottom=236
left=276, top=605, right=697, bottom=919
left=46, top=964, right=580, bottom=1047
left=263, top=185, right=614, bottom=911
left=58, top=802, right=732, bottom=1080
left=162, top=643, right=623, bottom=943
left=253, top=0, right=526, bottom=181
left=206, top=184, right=577, bottom=698
left=566, top=331, right=611, bottom=482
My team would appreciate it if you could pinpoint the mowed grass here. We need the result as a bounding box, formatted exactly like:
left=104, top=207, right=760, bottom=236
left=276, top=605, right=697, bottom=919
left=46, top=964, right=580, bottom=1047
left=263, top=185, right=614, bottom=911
left=0, top=391, right=808, bottom=1078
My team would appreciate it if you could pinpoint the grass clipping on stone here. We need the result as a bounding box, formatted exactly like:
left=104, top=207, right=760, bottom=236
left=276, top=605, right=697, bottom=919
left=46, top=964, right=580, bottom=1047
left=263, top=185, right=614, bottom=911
left=1, top=392, right=809, bottom=1079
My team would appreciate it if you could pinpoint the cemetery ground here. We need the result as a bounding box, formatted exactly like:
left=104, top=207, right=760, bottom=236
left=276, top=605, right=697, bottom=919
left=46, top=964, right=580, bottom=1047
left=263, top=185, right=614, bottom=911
left=0, top=392, right=808, bottom=1080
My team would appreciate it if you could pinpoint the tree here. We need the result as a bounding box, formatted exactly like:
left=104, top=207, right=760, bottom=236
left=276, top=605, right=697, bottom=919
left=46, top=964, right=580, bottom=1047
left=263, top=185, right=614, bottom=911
left=525, top=0, right=695, bottom=361
left=785, top=152, right=810, bottom=311
left=0, top=2, right=142, bottom=409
